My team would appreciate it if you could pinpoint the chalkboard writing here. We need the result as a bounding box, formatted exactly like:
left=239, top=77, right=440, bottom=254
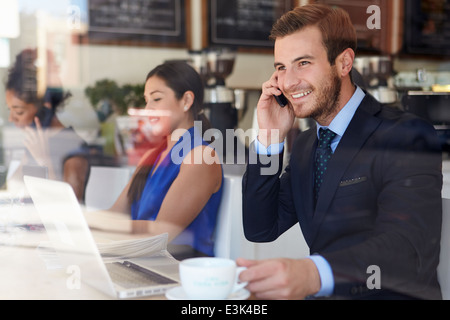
left=87, top=0, right=188, bottom=47
left=208, top=0, right=294, bottom=48
left=404, top=0, right=450, bottom=56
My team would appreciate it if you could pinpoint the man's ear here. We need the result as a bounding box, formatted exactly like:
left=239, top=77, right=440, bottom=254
left=336, top=48, right=355, bottom=78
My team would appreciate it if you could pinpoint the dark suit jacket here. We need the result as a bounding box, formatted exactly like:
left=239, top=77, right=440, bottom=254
left=242, top=94, right=443, bottom=300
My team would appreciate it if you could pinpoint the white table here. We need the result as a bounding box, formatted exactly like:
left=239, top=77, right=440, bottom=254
left=0, top=202, right=167, bottom=300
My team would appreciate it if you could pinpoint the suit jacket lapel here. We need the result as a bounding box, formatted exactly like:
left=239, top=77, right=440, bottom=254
left=311, top=95, right=383, bottom=241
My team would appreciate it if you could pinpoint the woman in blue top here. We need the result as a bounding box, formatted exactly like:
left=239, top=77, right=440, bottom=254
left=107, top=61, right=223, bottom=259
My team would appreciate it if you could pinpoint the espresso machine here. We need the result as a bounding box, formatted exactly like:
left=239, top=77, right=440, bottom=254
left=353, top=56, right=399, bottom=105
left=190, top=48, right=239, bottom=163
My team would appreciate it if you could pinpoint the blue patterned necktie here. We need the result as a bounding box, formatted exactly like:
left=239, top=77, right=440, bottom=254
left=314, top=128, right=337, bottom=203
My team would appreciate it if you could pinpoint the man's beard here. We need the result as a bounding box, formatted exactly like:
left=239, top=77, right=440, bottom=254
left=309, top=66, right=342, bottom=123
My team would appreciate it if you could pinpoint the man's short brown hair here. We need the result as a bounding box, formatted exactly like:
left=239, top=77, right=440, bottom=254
left=270, top=3, right=357, bottom=66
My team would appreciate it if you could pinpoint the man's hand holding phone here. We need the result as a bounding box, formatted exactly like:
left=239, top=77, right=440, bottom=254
left=256, top=72, right=295, bottom=148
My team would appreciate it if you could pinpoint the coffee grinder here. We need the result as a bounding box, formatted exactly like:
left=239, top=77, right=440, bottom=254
left=200, top=47, right=238, bottom=163
left=354, top=56, right=398, bottom=105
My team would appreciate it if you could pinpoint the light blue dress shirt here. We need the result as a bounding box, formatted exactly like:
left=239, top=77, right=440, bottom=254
left=254, top=86, right=366, bottom=297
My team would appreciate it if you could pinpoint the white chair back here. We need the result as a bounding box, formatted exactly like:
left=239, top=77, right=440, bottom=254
left=439, top=198, right=450, bottom=299
left=214, top=176, right=234, bottom=258
left=214, top=175, right=249, bottom=259
left=85, top=166, right=132, bottom=211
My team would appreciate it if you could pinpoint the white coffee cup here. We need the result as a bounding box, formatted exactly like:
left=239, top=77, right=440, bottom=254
left=179, top=257, right=247, bottom=300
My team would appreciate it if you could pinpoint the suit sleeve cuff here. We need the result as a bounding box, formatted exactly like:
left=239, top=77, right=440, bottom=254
left=307, top=255, right=335, bottom=297
left=254, top=138, right=285, bottom=155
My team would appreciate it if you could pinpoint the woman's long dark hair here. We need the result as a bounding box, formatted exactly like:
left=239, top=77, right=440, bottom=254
left=127, top=61, right=211, bottom=204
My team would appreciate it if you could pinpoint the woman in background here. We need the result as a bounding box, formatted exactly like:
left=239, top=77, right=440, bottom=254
left=5, top=49, right=89, bottom=201
left=93, top=61, right=223, bottom=259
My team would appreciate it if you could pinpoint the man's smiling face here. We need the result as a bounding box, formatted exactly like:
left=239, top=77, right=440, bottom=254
left=274, top=26, right=342, bottom=125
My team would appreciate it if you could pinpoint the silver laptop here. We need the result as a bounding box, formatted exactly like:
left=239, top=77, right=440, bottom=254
left=23, top=175, right=179, bottom=299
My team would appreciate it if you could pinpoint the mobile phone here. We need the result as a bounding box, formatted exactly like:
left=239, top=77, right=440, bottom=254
left=274, top=93, right=288, bottom=107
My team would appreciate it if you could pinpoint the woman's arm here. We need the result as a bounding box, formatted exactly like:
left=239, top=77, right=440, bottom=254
left=132, top=145, right=222, bottom=241
left=85, top=145, right=222, bottom=242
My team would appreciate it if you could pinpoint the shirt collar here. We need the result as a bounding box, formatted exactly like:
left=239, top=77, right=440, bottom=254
left=317, top=86, right=365, bottom=138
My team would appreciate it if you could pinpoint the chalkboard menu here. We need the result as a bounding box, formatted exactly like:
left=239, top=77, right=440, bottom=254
left=207, top=0, right=295, bottom=49
left=404, top=0, right=450, bottom=56
left=86, top=0, right=189, bottom=47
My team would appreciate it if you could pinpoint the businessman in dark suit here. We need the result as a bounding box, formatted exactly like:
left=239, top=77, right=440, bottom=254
left=238, top=4, right=443, bottom=300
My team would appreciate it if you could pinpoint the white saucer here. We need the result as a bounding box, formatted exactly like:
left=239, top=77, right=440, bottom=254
left=165, top=286, right=250, bottom=300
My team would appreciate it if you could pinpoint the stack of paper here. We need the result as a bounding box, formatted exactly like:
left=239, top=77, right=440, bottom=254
left=97, top=233, right=169, bottom=261
left=37, top=233, right=170, bottom=269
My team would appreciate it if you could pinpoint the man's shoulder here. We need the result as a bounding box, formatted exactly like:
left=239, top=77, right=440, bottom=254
left=360, top=93, right=436, bottom=133
left=357, top=94, right=441, bottom=153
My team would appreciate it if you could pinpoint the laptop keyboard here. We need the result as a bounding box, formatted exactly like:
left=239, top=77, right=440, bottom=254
left=105, top=261, right=177, bottom=289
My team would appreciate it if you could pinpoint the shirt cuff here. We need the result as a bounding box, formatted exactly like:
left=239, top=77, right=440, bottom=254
left=307, top=255, right=334, bottom=297
left=254, top=138, right=285, bottom=155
